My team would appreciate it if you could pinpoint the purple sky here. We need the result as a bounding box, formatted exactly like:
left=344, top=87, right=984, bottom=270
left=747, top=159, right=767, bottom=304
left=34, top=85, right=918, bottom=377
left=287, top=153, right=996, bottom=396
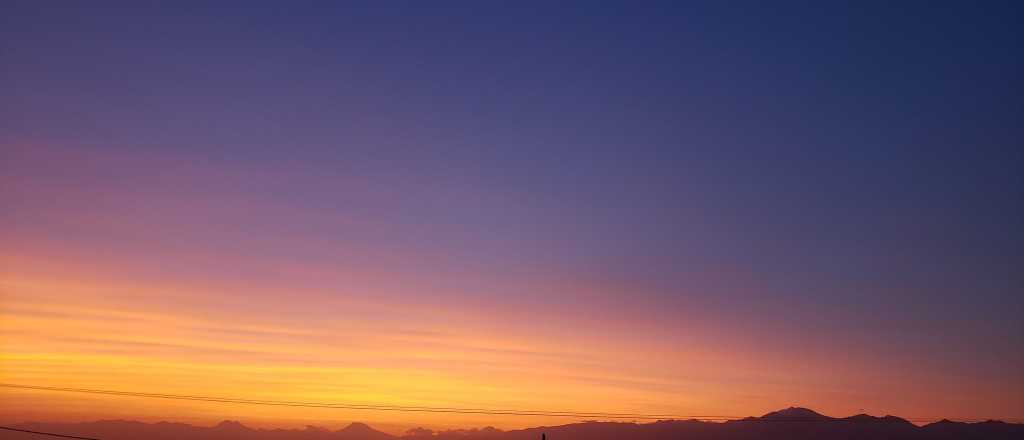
left=2, top=0, right=1022, bottom=429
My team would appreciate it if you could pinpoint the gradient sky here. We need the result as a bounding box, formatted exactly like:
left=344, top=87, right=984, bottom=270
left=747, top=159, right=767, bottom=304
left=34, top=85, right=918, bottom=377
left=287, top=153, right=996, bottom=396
left=1, top=0, right=1022, bottom=433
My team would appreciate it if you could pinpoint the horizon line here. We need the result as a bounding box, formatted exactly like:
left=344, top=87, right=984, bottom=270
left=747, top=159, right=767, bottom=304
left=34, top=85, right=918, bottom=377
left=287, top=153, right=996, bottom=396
left=4, top=383, right=1021, bottom=425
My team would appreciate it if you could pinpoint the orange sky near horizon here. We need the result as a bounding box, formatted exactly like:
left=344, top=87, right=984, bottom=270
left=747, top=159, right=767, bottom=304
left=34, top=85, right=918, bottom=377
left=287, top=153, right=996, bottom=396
left=2, top=242, right=1021, bottom=433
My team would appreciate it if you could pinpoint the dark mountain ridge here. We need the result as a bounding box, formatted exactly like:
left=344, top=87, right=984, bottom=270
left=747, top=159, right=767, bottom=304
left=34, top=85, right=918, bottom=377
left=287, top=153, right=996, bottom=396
left=6, top=408, right=1022, bottom=440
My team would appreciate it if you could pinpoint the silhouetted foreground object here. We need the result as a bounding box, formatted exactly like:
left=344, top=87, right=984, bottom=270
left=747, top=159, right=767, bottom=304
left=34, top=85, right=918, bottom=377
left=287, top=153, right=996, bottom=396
left=7, top=408, right=1023, bottom=440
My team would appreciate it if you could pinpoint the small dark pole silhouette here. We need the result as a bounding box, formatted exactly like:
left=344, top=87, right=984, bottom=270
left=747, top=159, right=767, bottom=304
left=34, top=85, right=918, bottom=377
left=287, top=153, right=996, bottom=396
left=542, top=434, right=546, bottom=440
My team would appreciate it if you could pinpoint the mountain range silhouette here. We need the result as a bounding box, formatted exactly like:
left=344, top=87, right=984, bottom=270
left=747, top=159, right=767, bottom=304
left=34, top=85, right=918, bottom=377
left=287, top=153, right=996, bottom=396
left=5, top=408, right=1022, bottom=440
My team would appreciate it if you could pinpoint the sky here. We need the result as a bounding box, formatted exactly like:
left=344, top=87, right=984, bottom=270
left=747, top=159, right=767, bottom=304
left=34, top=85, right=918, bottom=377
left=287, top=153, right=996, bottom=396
left=1, top=0, right=1022, bottom=434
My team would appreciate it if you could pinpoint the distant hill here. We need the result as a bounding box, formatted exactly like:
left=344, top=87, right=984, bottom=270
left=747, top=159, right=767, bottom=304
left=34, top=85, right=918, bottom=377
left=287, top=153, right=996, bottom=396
left=758, top=406, right=830, bottom=420
left=6, top=408, right=1023, bottom=440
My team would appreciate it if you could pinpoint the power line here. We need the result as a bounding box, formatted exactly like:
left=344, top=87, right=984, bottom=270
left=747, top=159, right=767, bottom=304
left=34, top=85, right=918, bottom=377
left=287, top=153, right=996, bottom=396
left=0, top=383, right=712, bottom=420
left=0, top=383, right=689, bottom=420
left=0, top=426, right=102, bottom=440
left=1, top=383, right=1014, bottom=424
